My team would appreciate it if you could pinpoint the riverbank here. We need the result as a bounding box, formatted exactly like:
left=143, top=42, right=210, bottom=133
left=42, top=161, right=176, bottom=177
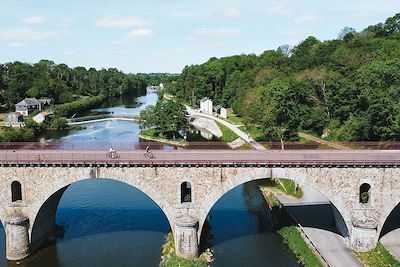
left=160, top=232, right=212, bottom=267
left=258, top=180, right=324, bottom=267
left=356, top=242, right=400, bottom=267
left=138, top=129, right=189, bottom=146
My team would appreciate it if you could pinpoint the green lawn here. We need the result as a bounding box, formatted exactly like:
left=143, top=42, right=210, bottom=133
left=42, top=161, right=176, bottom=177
left=356, top=243, right=400, bottom=267
left=278, top=226, right=324, bottom=267
left=139, top=129, right=187, bottom=143
left=215, top=121, right=239, bottom=142
left=226, top=108, right=244, bottom=125
left=258, top=179, right=303, bottom=198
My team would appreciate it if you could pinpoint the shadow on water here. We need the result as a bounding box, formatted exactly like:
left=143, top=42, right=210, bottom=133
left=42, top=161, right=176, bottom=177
left=201, top=181, right=301, bottom=267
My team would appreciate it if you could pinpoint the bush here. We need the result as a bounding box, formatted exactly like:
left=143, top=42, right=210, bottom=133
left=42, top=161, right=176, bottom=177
left=54, top=94, right=106, bottom=117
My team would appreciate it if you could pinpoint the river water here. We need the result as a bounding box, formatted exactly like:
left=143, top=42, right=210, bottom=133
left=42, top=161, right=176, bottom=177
left=0, top=90, right=300, bottom=267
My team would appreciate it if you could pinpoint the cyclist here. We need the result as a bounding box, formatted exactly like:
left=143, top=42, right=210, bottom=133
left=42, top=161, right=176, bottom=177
left=145, top=146, right=153, bottom=159
left=109, top=147, right=116, bottom=159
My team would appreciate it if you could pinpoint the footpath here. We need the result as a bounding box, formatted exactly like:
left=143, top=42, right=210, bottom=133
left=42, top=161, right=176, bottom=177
left=186, top=107, right=266, bottom=151
left=273, top=186, right=363, bottom=267
left=299, top=133, right=351, bottom=150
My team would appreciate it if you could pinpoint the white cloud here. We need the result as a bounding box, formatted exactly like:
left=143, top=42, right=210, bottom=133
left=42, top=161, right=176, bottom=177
left=282, top=28, right=310, bottom=36
left=64, top=49, right=78, bottom=56
left=224, top=8, right=241, bottom=19
left=266, top=5, right=294, bottom=18
left=9, top=42, right=26, bottom=48
left=21, top=16, right=47, bottom=25
left=198, top=42, right=226, bottom=50
left=58, top=17, right=79, bottom=27
left=94, top=15, right=149, bottom=29
left=348, top=11, right=376, bottom=20
left=0, top=28, right=56, bottom=40
left=294, top=13, right=320, bottom=23
left=194, top=28, right=240, bottom=38
left=112, top=28, right=154, bottom=45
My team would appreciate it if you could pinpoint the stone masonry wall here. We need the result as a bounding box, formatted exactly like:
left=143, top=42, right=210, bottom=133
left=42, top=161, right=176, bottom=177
left=0, top=166, right=399, bottom=257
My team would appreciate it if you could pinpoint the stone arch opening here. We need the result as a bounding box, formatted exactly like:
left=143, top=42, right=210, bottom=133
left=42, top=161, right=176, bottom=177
left=30, top=177, right=175, bottom=256
left=11, top=181, right=22, bottom=202
left=379, top=202, right=400, bottom=239
left=181, top=182, right=192, bottom=203
left=198, top=171, right=350, bottom=245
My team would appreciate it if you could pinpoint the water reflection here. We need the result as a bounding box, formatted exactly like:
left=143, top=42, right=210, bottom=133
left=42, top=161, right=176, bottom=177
left=204, top=182, right=300, bottom=267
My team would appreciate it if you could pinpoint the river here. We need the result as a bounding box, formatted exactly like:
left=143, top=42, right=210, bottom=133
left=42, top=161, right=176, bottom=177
left=0, top=90, right=300, bottom=267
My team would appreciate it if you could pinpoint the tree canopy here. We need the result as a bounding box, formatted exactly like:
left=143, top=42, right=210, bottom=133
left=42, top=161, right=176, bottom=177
left=166, top=12, right=400, bottom=141
left=0, top=60, right=147, bottom=108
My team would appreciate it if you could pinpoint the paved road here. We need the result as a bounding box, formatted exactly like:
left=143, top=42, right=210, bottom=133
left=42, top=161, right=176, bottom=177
left=381, top=229, right=400, bottom=260
left=274, top=186, right=363, bottom=267
left=379, top=204, right=400, bottom=261
left=186, top=107, right=267, bottom=151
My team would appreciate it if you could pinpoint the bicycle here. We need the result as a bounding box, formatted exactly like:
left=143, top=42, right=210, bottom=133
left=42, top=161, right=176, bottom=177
left=144, top=151, right=155, bottom=159
left=106, top=151, right=120, bottom=159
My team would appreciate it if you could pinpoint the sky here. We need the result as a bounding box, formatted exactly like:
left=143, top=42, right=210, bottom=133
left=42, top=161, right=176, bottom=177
left=0, top=0, right=399, bottom=74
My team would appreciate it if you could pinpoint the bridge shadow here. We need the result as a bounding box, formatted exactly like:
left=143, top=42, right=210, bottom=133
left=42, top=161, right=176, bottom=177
left=200, top=181, right=346, bottom=252
left=380, top=202, right=400, bottom=238
left=283, top=204, right=341, bottom=235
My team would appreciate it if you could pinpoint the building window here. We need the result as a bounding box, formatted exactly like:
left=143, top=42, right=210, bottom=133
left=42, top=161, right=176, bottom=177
left=11, top=181, right=22, bottom=202
left=181, top=182, right=192, bottom=203
left=359, top=183, right=371, bottom=204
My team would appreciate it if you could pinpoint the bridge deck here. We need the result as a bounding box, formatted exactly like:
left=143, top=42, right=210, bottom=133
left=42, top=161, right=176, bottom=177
left=0, top=150, right=399, bottom=167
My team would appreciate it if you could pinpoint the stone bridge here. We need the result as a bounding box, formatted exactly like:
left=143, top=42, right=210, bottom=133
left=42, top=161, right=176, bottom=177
left=1, top=150, right=400, bottom=261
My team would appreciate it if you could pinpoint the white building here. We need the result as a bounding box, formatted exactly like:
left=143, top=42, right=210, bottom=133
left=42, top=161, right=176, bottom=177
left=214, top=105, right=227, bottom=119
left=33, top=111, right=52, bottom=124
left=159, top=83, right=164, bottom=90
left=200, top=97, right=213, bottom=114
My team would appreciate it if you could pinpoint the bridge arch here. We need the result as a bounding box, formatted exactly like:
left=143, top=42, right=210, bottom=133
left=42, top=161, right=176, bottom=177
left=197, top=167, right=351, bottom=242
left=29, top=173, right=176, bottom=252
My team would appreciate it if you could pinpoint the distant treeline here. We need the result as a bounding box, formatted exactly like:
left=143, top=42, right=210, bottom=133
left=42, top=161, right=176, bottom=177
left=168, top=13, right=400, bottom=142
left=0, top=60, right=148, bottom=108
left=141, top=73, right=180, bottom=86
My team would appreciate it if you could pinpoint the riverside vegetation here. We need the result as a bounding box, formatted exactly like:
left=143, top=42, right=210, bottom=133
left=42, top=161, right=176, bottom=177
left=160, top=232, right=210, bottom=267
left=166, top=13, right=400, bottom=142
left=0, top=60, right=147, bottom=141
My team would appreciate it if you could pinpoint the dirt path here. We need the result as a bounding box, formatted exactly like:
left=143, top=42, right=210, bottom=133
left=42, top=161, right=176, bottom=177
left=299, top=133, right=351, bottom=150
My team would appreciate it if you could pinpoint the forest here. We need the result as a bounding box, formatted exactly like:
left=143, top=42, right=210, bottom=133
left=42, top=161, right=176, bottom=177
left=0, top=60, right=148, bottom=109
left=166, top=13, right=400, bottom=142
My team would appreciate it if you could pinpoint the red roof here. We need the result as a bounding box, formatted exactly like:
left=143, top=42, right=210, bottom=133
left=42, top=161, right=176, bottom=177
left=12, top=112, right=23, bottom=116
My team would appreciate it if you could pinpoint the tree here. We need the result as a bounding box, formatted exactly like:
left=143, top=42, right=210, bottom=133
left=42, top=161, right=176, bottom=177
left=140, top=100, right=189, bottom=137
left=338, top=27, right=356, bottom=40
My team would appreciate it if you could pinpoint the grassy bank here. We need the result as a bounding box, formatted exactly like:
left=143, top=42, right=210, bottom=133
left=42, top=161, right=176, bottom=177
left=356, top=242, right=400, bottom=267
left=258, top=179, right=303, bottom=198
left=160, top=232, right=209, bottom=267
left=279, top=226, right=324, bottom=267
left=139, top=129, right=188, bottom=146
left=215, top=121, right=239, bottom=142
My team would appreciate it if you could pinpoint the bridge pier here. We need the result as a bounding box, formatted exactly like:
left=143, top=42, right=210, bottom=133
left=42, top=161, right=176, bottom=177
left=350, top=217, right=379, bottom=252
left=174, top=215, right=199, bottom=259
left=5, top=214, right=30, bottom=260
